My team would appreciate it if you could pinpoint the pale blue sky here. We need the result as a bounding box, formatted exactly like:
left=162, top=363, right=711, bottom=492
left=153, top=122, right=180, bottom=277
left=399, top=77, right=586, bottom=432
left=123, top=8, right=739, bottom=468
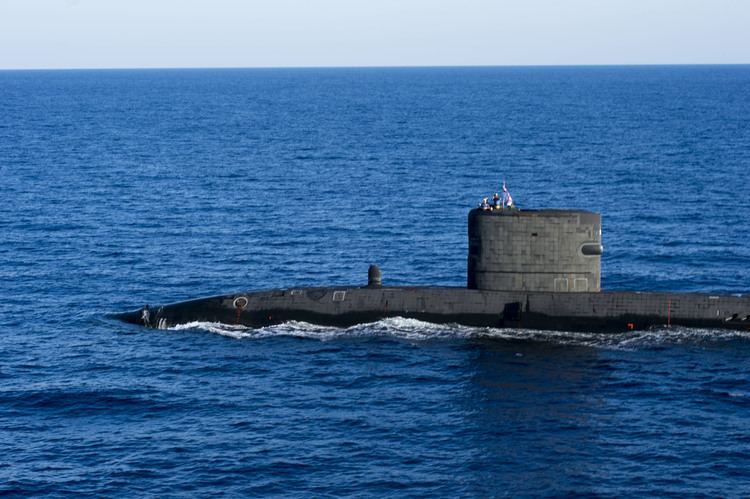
left=0, top=0, right=748, bottom=69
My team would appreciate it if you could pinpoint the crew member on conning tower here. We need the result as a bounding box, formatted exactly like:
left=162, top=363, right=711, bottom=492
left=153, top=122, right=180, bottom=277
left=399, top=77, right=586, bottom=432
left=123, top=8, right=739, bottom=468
left=491, top=193, right=500, bottom=209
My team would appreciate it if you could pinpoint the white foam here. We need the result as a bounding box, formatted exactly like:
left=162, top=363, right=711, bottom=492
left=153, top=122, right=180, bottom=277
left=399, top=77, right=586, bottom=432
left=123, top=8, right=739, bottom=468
left=166, top=318, right=750, bottom=350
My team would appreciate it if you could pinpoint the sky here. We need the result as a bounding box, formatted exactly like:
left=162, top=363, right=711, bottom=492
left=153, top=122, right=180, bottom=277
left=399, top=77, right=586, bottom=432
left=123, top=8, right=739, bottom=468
left=0, top=0, right=748, bottom=70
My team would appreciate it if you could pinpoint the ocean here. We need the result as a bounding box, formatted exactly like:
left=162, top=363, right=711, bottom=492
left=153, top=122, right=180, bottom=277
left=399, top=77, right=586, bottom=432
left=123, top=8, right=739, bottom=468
left=1, top=65, right=750, bottom=497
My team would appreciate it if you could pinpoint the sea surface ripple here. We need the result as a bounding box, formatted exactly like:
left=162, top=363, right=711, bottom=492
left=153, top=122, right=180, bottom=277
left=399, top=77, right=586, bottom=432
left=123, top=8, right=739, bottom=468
left=1, top=66, right=750, bottom=497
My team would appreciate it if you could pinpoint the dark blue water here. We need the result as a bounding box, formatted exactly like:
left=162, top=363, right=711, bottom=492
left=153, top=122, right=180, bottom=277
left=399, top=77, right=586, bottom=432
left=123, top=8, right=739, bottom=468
left=2, top=66, right=750, bottom=497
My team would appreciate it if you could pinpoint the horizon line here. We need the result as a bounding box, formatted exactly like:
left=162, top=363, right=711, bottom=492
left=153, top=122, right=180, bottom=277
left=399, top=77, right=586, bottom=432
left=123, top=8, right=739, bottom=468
left=1, top=62, right=749, bottom=72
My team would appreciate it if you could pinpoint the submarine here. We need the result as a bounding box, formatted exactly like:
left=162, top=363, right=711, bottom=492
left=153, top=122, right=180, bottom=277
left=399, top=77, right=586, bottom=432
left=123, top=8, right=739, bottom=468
left=114, top=206, right=750, bottom=333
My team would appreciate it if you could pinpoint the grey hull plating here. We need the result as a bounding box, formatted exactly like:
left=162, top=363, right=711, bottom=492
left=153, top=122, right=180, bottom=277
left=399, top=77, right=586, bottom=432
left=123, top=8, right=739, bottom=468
left=113, top=286, right=750, bottom=333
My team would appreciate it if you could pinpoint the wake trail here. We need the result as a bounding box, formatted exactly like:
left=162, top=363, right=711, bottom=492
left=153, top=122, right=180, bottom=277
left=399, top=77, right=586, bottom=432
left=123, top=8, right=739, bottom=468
left=167, top=317, right=750, bottom=350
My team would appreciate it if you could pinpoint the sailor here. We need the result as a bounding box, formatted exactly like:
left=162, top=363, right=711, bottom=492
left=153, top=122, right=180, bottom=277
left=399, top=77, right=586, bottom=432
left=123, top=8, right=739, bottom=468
left=141, top=305, right=151, bottom=327
left=480, top=198, right=490, bottom=210
left=491, top=193, right=501, bottom=209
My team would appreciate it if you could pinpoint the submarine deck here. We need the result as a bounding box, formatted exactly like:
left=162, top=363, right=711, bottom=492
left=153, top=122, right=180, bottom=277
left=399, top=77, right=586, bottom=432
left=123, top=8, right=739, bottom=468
left=115, top=286, right=750, bottom=333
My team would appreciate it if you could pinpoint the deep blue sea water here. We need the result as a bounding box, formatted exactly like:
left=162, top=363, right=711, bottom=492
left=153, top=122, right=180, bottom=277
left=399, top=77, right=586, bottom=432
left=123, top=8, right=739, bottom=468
left=2, top=66, right=750, bottom=497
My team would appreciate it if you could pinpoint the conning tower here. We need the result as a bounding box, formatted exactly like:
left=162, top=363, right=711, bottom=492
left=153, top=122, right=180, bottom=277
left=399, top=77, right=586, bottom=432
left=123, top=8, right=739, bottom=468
left=467, top=209, right=602, bottom=292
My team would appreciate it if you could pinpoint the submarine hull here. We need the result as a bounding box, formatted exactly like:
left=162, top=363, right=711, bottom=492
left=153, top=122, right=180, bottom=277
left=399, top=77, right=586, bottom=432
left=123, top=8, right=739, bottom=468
left=114, top=208, right=750, bottom=333
left=113, top=286, right=750, bottom=333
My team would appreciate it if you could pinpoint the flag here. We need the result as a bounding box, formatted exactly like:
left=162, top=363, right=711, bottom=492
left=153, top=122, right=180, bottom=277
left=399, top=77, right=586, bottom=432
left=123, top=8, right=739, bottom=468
left=502, top=181, right=513, bottom=207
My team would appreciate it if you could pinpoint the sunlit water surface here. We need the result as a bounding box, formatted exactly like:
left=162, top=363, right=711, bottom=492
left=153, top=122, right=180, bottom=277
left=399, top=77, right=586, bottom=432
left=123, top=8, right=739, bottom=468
left=2, top=66, right=750, bottom=497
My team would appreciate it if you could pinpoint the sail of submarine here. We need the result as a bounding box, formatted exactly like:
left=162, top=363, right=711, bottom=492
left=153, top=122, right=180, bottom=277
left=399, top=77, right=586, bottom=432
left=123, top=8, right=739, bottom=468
left=113, top=207, right=750, bottom=332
